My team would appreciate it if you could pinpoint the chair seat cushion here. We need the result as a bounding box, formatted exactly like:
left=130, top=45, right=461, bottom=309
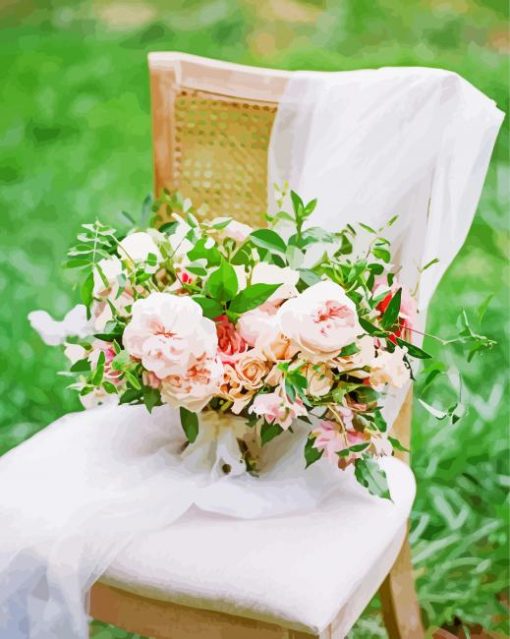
left=103, top=456, right=415, bottom=634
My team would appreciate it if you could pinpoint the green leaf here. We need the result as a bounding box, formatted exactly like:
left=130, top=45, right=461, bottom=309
left=338, top=343, right=360, bottom=357
left=102, top=381, right=118, bottom=394
left=304, top=435, right=324, bottom=468
left=119, top=388, right=143, bottom=404
left=359, top=317, right=387, bottom=337
left=80, top=272, right=94, bottom=308
left=388, top=436, right=410, bottom=453
left=124, top=370, right=142, bottom=390
left=354, top=456, right=391, bottom=500
left=477, top=293, right=494, bottom=324
left=337, top=442, right=370, bottom=456
left=229, top=283, right=281, bottom=314
left=205, top=260, right=238, bottom=302
left=359, top=222, right=377, bottom=234
left=298, top=269, right=322, bottom=287
left=192, top=295, right=224, bottom=319
left=187, top=238, right=221, bottom=266
left=91, top=350, right=105, bottom=385
left=304, top=197, right=318, bottom=217
left=143, top=386, right=161, bottom=413
left=249, top=229, right=287, bottom=255
left=396, top=337, right=431, bottom=359
left=180, top=407, right=199, bottom=443
left=261, top=421, right=283, bottom=445
left=381, top=288, right=402, bottom=330
left=372, top=246, right=391, bottom=263
left=420, top=257, right=439, bottom=272
left=70, top=358, right=91, bottom=373
left=290, top=190, right=304, bottom=217
left=111, top=350, right=131, bottom=371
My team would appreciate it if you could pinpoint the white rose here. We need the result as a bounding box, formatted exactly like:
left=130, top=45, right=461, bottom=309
left=251, top=263, right=299, bottom=302
left=370, top=346, right=410, bottom=390
left=161, top=355, right=223, bottom=412
left=123, top=292, right=217, bottom=379
left=119, top=232, right=162, bottom=267
left=278, top=281, right=361, bottom=361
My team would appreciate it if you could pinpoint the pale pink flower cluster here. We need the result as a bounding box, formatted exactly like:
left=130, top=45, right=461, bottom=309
left=123, top=292, right=222, bottom=412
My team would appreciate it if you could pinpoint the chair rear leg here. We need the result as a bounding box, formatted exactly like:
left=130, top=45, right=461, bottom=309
left=379, top=530, right=424, bottom=639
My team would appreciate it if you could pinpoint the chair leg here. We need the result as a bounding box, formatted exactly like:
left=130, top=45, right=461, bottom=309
left=379, top=530, right=424, bottom=639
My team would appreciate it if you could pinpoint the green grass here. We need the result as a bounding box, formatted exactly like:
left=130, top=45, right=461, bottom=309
left=0, top=1, right=508, bottom=636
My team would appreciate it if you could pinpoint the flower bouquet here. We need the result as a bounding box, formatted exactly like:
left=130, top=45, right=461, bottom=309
left=30, top=190, right=494, bottom=500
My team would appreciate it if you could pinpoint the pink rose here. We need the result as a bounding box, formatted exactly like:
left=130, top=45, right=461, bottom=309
left=123, top=292, right=217, bottom=379
left=312, top=419, right=366, bottom=464
left=88, top=340, right=122, bottom=385
left=160, top=354, right=223, bottom=412
left=278, top=281, right=361, bottom=361
left=249, top=390, right=307, bottom=430
left=216, top=315, right=248, bottom=364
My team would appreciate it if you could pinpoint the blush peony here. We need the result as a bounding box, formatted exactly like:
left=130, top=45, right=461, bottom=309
left=123, top=292, right=217, bottom=379
left=278, top=281, right=361, bottom=361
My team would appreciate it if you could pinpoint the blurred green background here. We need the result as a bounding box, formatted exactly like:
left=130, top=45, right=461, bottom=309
left=0, top=1, right=508, bottom=637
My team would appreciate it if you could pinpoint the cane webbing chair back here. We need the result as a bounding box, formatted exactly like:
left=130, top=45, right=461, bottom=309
left=148, top=52, right=290, bottom=226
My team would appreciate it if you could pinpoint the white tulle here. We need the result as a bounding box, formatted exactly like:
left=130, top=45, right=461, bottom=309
left=0, top=67, right=502, bottom=638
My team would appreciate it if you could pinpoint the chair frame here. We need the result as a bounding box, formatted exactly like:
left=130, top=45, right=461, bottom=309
left=89, top=52, right=424, bottom=639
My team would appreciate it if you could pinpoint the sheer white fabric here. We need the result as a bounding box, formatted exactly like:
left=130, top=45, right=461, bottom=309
left=0, top=67, right=502, bottom=638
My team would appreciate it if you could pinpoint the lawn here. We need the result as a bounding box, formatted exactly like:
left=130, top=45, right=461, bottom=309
left=0, top=1, right=508, bottom=637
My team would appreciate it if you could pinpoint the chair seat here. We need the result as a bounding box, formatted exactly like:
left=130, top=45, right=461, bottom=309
left=102, top=457, right=415, bottom=635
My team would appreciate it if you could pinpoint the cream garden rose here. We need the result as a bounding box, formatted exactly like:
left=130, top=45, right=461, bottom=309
left=278, top=281, right=362, bottom=361
left=161, top=354, right=223, bottom=412
left=370, top=346, right=410, bottom=390
left=123, top=292, right=217, bottom=379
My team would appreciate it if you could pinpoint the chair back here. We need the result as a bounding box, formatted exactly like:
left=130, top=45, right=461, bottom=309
left=148, top=52, right=291, bottom=225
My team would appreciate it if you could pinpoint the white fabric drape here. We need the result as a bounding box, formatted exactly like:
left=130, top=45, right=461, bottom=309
left=0, top=67, right=503, bottom=638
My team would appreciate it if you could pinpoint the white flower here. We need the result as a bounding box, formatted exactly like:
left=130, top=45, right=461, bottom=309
left=278, top=281, right=361, bottom=361
left=336, top=334, right=376, bottom=377
left=237, top=304, right=278, bottom=347
left=118, top=231, right=162, bottom=267
left=28, top=305, right=91, bottom=346
left=370, top=346, right=410, bottom=390
left=212, top=217, right=253, bottom=243
left=123, top=292, right=217, bottom=379
left=80, top=387, right=119, bottom=410
left=93, top=256, right=122, bottom=296
left=64, top=343, right=87, bottom=364
left=251, top=263, right=299, bottom=302
left=160, top=355, right=223, bottom=412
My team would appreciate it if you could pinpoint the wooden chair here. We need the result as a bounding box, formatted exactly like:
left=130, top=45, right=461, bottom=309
left=89, top=52, right=424, bottom=639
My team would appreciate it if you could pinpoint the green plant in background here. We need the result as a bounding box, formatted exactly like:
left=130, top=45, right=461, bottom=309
left=0, top=0, right=508, bottom=636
